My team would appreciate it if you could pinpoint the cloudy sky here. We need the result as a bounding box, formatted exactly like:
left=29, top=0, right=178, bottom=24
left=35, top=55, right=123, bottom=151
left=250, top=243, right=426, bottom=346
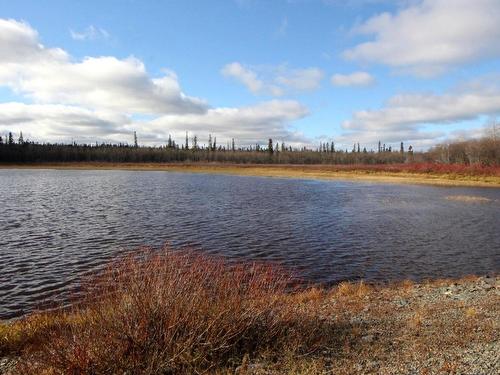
left=1, top=0, right=499, bottom=150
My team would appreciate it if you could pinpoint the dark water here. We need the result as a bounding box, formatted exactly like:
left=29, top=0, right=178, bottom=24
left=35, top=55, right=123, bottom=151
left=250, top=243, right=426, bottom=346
left=1, top=169, right=499, bottom=319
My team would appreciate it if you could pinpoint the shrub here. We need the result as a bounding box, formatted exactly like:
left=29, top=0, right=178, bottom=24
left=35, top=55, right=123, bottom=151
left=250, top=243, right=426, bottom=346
left=12, top=247, right=331, bottom=374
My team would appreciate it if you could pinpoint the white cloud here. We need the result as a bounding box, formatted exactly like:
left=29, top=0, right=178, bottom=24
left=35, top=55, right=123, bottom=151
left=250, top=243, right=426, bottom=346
left=147, top=100, right=309, bottom=145
left=343, top=0, right=500, bottom=76
left=0, top=19, right=207, bottom=115
left=0, top=19, right=311, bottom=146
left=331, top=71, right=375, bottom=86
left=0, top=102, right=132, bottom=143
left=221, top=62, right=324, bottom=96
left=221, top=62, right=268, bottom=94
left=0, top=100, right=309, bottom=146
left=338, top=77, right=500, bottom=148
left=70, top=25, right=110, bottom=41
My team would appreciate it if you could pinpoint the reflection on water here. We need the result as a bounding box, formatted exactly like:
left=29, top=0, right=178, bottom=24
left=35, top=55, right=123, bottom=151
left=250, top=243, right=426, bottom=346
left=1, top=169, right=499, bottom=318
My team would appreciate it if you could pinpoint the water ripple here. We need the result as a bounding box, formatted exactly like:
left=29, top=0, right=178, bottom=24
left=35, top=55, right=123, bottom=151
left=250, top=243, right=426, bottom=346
left=0, top=169, right=499, bottom=319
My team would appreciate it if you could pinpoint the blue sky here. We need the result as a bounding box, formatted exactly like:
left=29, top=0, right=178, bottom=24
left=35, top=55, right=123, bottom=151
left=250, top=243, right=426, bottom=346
left=1, top=0, right=499, bottom=150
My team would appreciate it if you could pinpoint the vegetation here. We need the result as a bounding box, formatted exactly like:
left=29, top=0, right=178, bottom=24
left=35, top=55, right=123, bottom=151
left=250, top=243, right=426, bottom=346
left=1, top=248, right=498, bottom=374
left=1, top=131, right=497, bottom=165
left=0, top=248, right=335, bottom=374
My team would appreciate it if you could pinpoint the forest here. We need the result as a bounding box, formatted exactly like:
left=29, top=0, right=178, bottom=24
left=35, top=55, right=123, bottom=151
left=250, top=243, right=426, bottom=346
left=0, top=131, right=498, bottom=165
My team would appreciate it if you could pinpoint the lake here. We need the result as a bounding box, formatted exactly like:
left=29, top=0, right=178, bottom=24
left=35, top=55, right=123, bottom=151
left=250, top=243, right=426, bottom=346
left=1, top=169, right=499, bottom=319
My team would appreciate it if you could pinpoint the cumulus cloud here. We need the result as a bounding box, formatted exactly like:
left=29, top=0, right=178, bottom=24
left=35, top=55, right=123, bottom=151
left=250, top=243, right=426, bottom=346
left=0, top=102, right=132, bottom=143
left=343, top=0, right=500, bottom=76
left=331, top=71, right=375, bottom=86
left=70, top=25, right=110, bottom=41
left=0, top=100, right=309, bottom=146
left=338, top=78, right=500, bottom=148
left=221, top=62, right=324, bottom=96
left=0, top=19, right=207, bottom=115
left=147, top=100, right=309, bottom=145
left=0, top=19, right=310, bottom=146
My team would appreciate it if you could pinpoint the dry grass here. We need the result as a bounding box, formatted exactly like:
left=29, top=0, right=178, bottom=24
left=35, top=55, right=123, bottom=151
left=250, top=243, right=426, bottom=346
left=1, top=247, right=335, bottom=374
left=1, top=251, right=498, bottom=374
left=2, top=162, right=500, bottom=187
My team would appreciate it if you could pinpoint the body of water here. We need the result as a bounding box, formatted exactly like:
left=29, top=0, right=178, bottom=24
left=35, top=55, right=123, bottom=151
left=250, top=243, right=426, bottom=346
left=1, top=169, right=499, bottom=318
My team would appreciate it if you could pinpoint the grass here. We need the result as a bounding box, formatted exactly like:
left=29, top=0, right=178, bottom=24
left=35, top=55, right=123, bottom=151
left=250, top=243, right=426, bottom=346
left=2, top=162, right=500, bottom=187
left=1, top=248, right=498, bottom=374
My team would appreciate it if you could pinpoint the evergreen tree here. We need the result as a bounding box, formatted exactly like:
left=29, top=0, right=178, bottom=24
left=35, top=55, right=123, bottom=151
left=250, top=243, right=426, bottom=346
left=133, top=131, right=138, bottom=148
left=167, top=134, right=172, bottom=148
left=0, top=135, right=3, bottom=145
left=331, top=142, right=335, bottom=153
left=18, top=131, right=24, bottom=145
left=268, top=138, right=273, bottom=154
left=193, top=135, right=198, bottom=149
left=281, top=142, right=285, bottom=152
left=185, top=132, right=189, bottom=150
left=357, top=142, right=360, bottom=153
left=208, top=134, right=212, bottom=150
left=378, top=141, right=381, bottom=153
left=8, top=132, right=14, bottom=145
left=400, top=142, right=404, bottom=154
left=232, top=138, right=235, bottom=152
left=213, top=136, right=217, bottom=151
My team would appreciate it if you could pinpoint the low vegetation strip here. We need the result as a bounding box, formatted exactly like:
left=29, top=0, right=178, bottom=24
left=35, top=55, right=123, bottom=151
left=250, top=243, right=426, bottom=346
left=0, top=248, right=498, bottom=374
left=2, top=162, right=500, bottom=187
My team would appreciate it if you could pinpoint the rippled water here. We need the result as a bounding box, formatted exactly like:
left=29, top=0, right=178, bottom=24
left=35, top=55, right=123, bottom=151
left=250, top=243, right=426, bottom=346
left=1, top=169, right=499, bottom=318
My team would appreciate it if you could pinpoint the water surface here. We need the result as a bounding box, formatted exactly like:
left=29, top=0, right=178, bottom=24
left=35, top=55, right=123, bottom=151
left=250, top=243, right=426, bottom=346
left=1, top=169, right=499, bottom=318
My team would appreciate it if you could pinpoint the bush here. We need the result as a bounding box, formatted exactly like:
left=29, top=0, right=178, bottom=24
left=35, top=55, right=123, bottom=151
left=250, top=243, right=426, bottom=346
left=11, top=247, right=331, bottom=374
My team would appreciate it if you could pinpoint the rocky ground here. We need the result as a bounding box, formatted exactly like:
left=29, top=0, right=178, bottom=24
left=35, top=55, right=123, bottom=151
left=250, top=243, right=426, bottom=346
left=240, top=276, right=499, bottom=374
left=1, top=276, right=498, bottom=374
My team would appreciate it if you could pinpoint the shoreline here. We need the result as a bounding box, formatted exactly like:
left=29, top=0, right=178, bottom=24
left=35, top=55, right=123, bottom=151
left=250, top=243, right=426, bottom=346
left=2, top=162, right=500, bottom=187
left=1, top=274, right=498, bottom=374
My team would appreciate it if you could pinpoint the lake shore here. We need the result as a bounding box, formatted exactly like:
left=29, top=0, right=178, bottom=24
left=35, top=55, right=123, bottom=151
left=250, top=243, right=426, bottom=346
left=1, top=272, right=498, bottom=374
left=2, top=162, right=500, bottom=187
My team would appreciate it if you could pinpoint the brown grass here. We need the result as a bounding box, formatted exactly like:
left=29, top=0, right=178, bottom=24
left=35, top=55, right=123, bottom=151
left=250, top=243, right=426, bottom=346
left=2, top=247, right=334, bottom=374
left=1, top=251, right=498, bottom=374
left=2, top=162, right=500, bottom=187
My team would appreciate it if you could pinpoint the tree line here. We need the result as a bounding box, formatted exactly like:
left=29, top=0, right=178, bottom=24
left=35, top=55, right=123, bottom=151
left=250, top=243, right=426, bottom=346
left=0, top=131, right=497, bottom=165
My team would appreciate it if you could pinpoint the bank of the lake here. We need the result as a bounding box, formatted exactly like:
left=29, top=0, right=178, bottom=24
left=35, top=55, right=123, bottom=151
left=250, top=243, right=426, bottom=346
left=2, top=162, right=500, bottom=187
left=1, top=272, right=498, bottom=375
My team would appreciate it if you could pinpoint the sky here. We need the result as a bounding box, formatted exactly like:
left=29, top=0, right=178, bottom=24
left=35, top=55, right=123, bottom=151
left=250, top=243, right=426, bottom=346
left=1, top=0, right=500, bottom=150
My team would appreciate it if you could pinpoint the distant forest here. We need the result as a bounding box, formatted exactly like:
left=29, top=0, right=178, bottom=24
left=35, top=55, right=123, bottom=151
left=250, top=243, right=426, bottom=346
left=0, top=131, right=498, bottom=165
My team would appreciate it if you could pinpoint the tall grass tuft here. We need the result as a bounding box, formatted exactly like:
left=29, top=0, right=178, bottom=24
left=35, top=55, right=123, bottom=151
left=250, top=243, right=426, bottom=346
left=13, top=246, right=330, bottom=374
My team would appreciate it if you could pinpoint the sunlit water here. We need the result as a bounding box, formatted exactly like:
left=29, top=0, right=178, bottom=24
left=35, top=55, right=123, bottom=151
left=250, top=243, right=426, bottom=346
left=1, top=169, right=499, bottom=319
